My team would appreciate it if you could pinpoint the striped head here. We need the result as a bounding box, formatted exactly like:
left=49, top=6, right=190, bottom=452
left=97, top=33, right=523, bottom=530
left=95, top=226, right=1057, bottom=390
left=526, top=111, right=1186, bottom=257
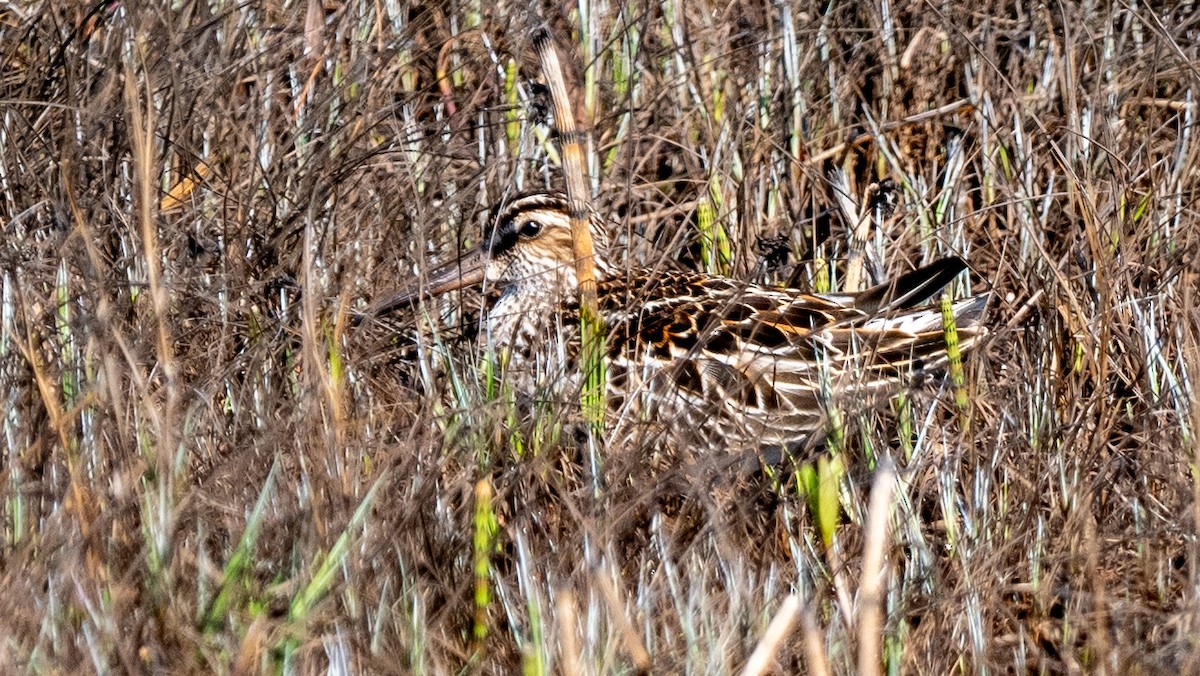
left=480, top=192, right=610, bottom=297
left=357, top=191, right=610, bottom=320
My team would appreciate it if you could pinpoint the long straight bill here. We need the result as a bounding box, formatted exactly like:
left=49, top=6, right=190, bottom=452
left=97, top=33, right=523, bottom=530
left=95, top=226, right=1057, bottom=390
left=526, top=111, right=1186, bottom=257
left=354, top=249, right=487, bottom=323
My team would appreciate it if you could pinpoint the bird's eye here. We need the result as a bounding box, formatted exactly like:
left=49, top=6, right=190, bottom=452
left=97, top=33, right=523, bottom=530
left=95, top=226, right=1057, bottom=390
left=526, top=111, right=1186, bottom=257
left=518, top=220, right=543, bottom=238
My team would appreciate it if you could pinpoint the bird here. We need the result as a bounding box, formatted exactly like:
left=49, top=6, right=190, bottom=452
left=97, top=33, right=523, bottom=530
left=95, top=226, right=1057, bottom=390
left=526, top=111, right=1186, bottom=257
left=359, top=191, right=987, bottom=455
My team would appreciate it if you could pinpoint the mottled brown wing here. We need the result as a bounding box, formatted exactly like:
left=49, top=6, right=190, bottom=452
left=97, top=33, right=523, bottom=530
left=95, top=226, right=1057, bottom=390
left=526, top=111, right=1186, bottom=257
left=599, top=260, right=986, bottom=449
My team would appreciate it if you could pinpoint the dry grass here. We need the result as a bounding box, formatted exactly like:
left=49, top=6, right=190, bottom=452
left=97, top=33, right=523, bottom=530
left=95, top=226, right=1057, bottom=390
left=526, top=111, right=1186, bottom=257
left=2, top=1, right=1199, bottom=673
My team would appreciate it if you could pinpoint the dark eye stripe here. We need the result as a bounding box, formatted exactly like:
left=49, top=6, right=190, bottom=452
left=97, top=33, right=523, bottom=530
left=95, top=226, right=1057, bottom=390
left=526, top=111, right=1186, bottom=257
left=485, top=195, right=566, bottom=256
left=485, top=224, right=519, bottom=255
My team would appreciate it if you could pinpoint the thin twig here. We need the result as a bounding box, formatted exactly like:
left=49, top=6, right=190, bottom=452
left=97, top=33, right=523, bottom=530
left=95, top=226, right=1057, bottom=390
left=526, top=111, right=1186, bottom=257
left=805, top=99, right=973, bottom=166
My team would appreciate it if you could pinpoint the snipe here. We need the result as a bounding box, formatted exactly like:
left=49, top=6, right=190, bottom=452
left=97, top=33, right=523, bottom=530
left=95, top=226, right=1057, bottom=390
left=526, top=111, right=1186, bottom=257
left=361, top=192, right=987, bottom=454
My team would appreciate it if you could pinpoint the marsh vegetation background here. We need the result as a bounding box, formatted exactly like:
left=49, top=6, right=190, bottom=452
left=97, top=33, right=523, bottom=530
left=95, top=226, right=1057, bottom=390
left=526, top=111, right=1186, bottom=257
left=2, top=1, right=1199, bottom=673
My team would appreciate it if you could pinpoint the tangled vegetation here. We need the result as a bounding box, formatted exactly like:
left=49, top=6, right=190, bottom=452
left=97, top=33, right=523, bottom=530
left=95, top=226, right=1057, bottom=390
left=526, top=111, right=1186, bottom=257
left=2, top=1, right=1198, bottom=673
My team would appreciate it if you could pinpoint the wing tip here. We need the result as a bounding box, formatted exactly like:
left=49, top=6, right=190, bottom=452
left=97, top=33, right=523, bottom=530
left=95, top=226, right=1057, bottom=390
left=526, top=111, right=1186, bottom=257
left=857, top=256, right=971, bottom=312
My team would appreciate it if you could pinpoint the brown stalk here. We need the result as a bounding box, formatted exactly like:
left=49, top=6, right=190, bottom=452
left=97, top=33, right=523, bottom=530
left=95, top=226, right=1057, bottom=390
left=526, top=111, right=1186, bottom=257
left=594, top=566, right=652, bottom=671
left=534, top=28, right=607, bottom=432
left=738, top=594, right=800, bottom=676
left=123, top=48, right=178, bottom=477
left=533, top=30, right=598, bottom=317
left=555, top=591, right=582, bottom=676
left=856, top=459, right=898, bottom=676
